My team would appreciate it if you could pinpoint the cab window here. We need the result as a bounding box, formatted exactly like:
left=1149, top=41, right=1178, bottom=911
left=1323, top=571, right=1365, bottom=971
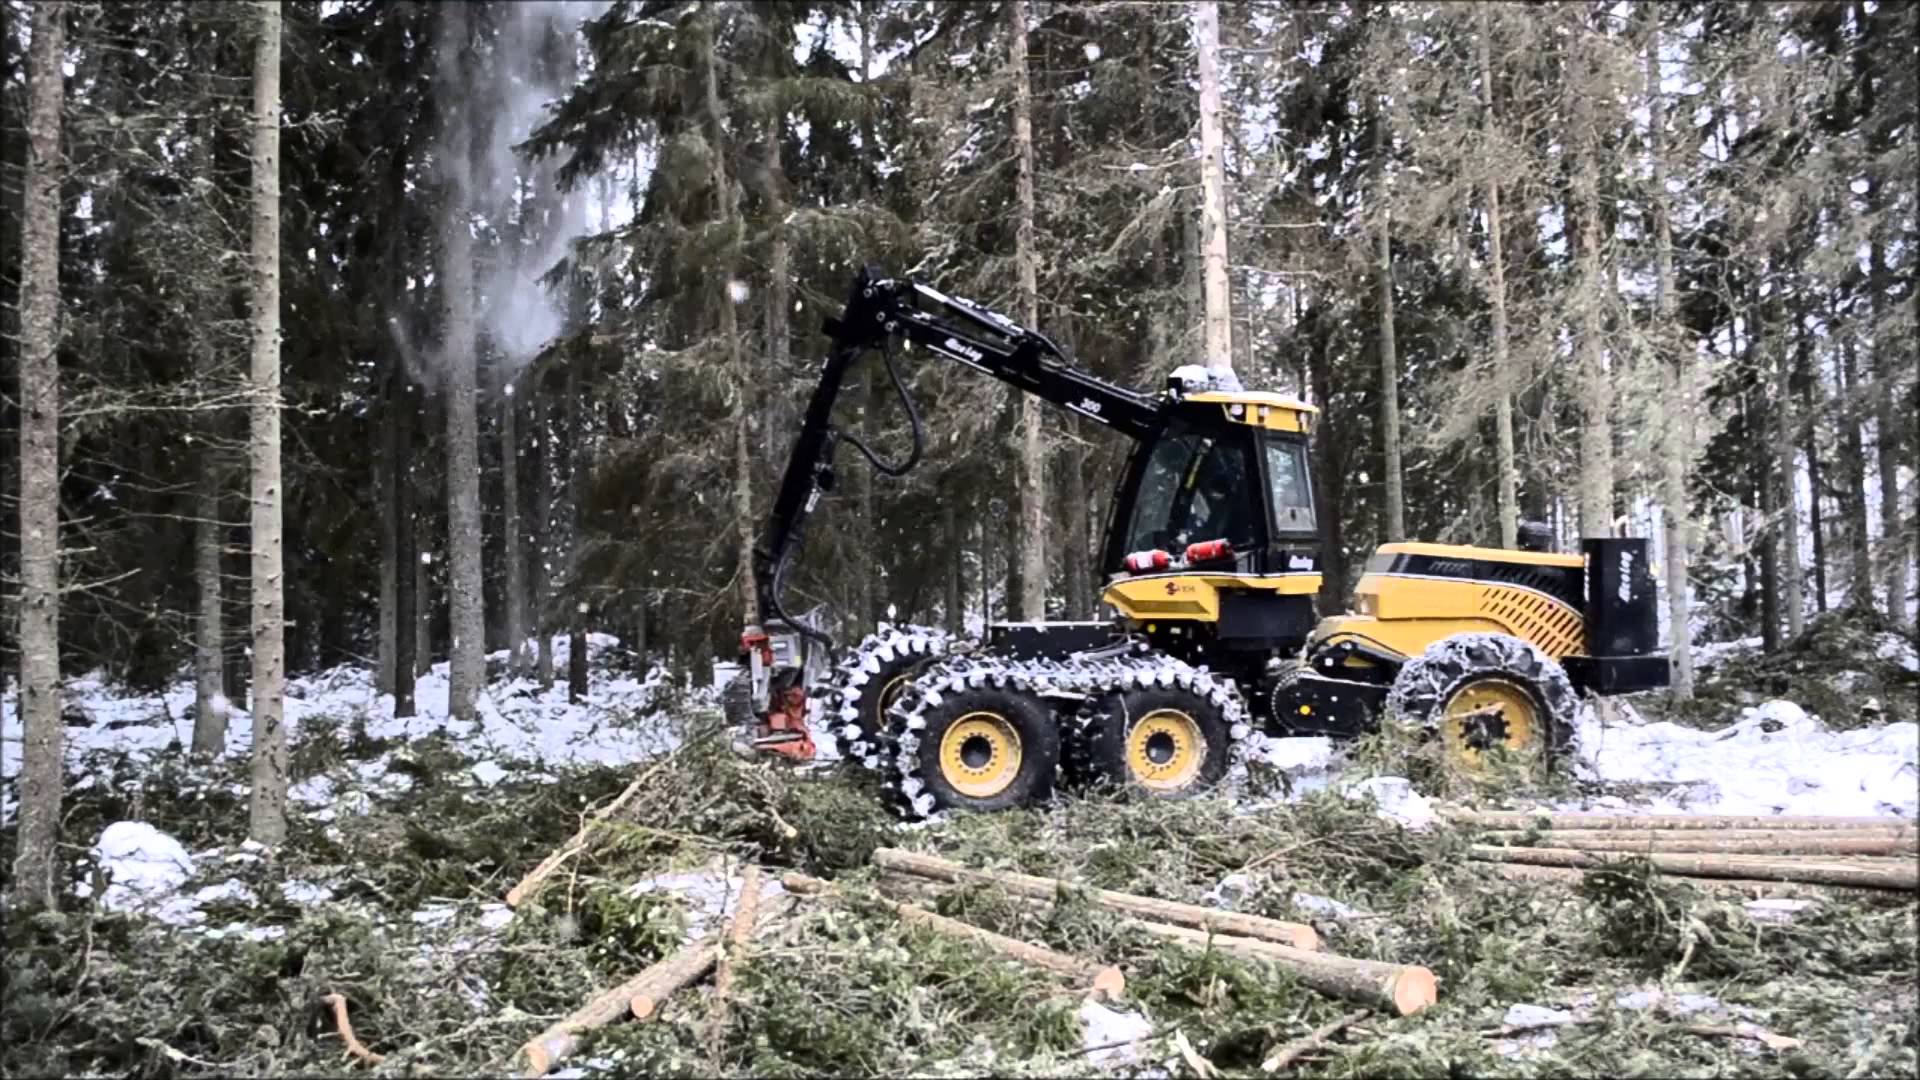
left=1124, top=429, right=1262, bottom=555
left=1264, top=436, right=1317, bottom=536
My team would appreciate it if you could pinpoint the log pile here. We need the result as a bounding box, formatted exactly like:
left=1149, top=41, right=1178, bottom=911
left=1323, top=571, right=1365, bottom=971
left=869, top=848, right=1439, bottom=1017
left=1451, top=810, right=1919, bottom=894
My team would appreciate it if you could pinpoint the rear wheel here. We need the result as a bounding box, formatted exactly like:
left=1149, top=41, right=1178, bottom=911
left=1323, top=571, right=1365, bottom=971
left=893, top=687, right=1060, bottom=815
left=1386, top=633, right=1576, bottom=775
left=1081, top=688, right=1233, bottom=799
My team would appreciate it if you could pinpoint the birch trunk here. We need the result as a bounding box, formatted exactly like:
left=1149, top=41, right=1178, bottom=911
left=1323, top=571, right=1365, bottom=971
left=1372, top=108, right=1405, bottom=541
left=11, top=0, right=66, bottom=908
left=1010, top=0, right=1047, bottom=621
left=1194, top=0, right=1233, bottom=372
left=1477, top=10, right=1518, bottom=549
left=697, top=10, right=759, bottom=627
left=1646, top=24, right=1694, bottom=697
left=246, top=0, right=288, bottom=845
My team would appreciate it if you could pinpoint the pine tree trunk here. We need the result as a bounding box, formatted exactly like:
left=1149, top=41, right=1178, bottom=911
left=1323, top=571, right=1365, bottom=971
left=1009, top=0, right=1047, bottom=621
left=1571, top=77, right=1614, bottom=539
left=502, top=370, right=529, bottom=675
left=12, top=0, right=66, bottom=909
left=566, top=358, right=589, bottom=704
left=1371, top=110, right=1405, bottom=542
left=193, top=437, right=228, bottom=754
left=535, top=391, right=556, bottom=688
left=945, top=498, right=964, bottom=634
left=1064, top=425, right=1091, bottom=619
left=696, top=10, right=759, bottom=628
left=1838, top=325, right=1874, bottom=609
left=1646, top=24, right=1693, bottom=697
left=390, top=369, right=418, bottom=718
left=246, top=0, right=288, bottom=845
left=1308, top=308, right=1349, bottom=609
left=439, top=11, right=486, bottom=723
left=376, top=451, right=397, bottom=693
left=1869, top=233, right=1907, bottom=625
left=1194, top=0, right=1233, bottom=372
left=1773, top=304, right=1805, bottom=638
left=1477, top=11, right=1518, bottom=549
left=416, top=515, right=434, bottom=677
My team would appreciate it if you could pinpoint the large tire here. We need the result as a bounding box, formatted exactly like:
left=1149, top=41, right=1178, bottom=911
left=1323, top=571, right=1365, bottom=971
left=828, top=626, right=950, bottom=769
left=888, top=686, right=1060, bottom=817
left=1077, top=687, right=1233, bottom=799
left=1385, top=632, right=1577, bottom=773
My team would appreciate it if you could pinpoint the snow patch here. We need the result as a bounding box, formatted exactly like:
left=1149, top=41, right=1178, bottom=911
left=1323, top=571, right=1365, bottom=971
left=628, top=868, right=790, bottom=943
left=1079, top=999, right=1154, bottom=1067
left=85, top=821, right=198, bottom=920
left=1342, top=775, right=1437, bottom=829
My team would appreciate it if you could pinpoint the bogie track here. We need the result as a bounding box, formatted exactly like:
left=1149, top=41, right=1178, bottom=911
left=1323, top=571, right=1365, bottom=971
left=876, top=649, right=1253, bottom=820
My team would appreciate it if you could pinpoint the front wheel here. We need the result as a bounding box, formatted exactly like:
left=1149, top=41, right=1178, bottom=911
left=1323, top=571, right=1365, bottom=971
left=1385, top=633, right=1577, bottom=775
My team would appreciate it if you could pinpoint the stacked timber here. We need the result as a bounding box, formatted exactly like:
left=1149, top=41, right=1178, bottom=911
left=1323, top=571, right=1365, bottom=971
left=1445, top=809, right=1919, bottom=894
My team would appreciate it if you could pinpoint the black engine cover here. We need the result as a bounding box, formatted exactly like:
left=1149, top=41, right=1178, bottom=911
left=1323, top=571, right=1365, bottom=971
left=984, top=620, right=1121, bottom=660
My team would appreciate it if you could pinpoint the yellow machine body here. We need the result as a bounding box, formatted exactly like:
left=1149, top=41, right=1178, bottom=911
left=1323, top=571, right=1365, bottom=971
left=1102, top=571, right=1323, bottom=623
left=1308, top=541, right=1588, bottom=662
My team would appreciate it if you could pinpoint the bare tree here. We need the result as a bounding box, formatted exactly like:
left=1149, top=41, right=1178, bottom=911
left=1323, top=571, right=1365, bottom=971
left=11, top=0, right=67, bottom=909
left=1194, top=0, right=1233, bottom=372
left=246, top=0, right=288, bottom=845
left=1010, top=0, right=1047, bottom=620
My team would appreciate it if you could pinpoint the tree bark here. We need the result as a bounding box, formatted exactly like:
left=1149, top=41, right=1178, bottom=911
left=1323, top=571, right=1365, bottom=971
left=944, top=497, right=963, bottom=634
left=1869, top=231, right=1907, bottom=626
left=247, top=0, right=288, bottom=846
left=439, top=8, right=486, bottom=725
left=501, top=369, right=529, bottom=675
left=1469, top=845, right=1917, bottom=891
left=192, top=417, right=227, bottom=755
left=1009, top=0, right=1048, bottom=621
left=1478, top=9, right=1518, bottom=550
left=1644, top=23, right=1693, bottom=696
left=566, top=358, right=589, bottom=704
left=390, top=371, right=418, bottom=718
left=376, top=451, right=397, bottom=694
left=1063, top=424, right=1091, bottom=619
left=1194, top=0, right=1233, bottom=372
left=697, top=9, right=759, bottom=628
left=520, top=931, right=726, bottom=1077
left=1570, top=58, right=1614, bottom=539
left=535, top=390, right=556, bottom=688
left=12, top=0, right=66, bottom=909
left=1772, top=291, right=1805, bottom=638
left=1370, top=108, right=1406, bottom=542
left=1837, top=323, right=1874, bottom=609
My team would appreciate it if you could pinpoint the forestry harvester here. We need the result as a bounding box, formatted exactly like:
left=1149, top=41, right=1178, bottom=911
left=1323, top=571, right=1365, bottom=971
left=727, top=268, right=1669, bottom=819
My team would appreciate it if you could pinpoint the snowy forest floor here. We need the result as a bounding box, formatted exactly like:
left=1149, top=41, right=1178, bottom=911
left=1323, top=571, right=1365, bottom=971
left=2, top=615, right=1917, bottom=1079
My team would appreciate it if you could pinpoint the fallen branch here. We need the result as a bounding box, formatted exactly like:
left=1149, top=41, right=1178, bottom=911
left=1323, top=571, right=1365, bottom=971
left=1262, top=1009, right=1370, bottom=1073
left=1444, top=809, right=1911, bottom=832
left=785, top=872, right=1126, bottom=997
left=521, top=931, right=724, bottom=1077
left=322, top=992, right=386, bottom=1067
left=1481, top=830, right=1916, bottom=856
left=506, top=761, right=664, bottom=908
left=1681, top=1022, right=1803, bottom=1051
left=1470, top=845, right=1918, bottom=891
left=873, top=848, right=1320, bottom=951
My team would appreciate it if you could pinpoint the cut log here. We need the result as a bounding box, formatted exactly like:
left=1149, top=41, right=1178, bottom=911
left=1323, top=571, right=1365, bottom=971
left=872, top=848, right=1320, bottom=951
left=322, top=992, right=386, bottom=1066
left=1471, top=845, right=1918, bottom=891
left=520, top=932, right=723, bottom=1077
left=506, top=761, right=663, bottom=908
left=784, top=872, right=1124, bottom=997
left=705, top=866, right=761, bottom=1060
left=1480, top=831, right=1916, bottom=856
left=1443, top=809, right=1911, bottom=832
left=1489, top=862, right=1884, bottom=899
left=1123, top=918, right=1436, bottom=1017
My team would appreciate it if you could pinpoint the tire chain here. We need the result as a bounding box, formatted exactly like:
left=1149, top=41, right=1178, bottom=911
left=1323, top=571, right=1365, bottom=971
left=812, top=624, right=954, bottom=768
left=875, top=649, right=1254, bottom=820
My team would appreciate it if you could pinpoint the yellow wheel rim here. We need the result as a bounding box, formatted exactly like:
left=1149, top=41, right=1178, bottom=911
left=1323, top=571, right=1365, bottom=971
left=1441, top=679, right=1539, bottom=770
left=1125, top=709, right=1205, bottom=791
left=939, top=712, right=1023, bottom=799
